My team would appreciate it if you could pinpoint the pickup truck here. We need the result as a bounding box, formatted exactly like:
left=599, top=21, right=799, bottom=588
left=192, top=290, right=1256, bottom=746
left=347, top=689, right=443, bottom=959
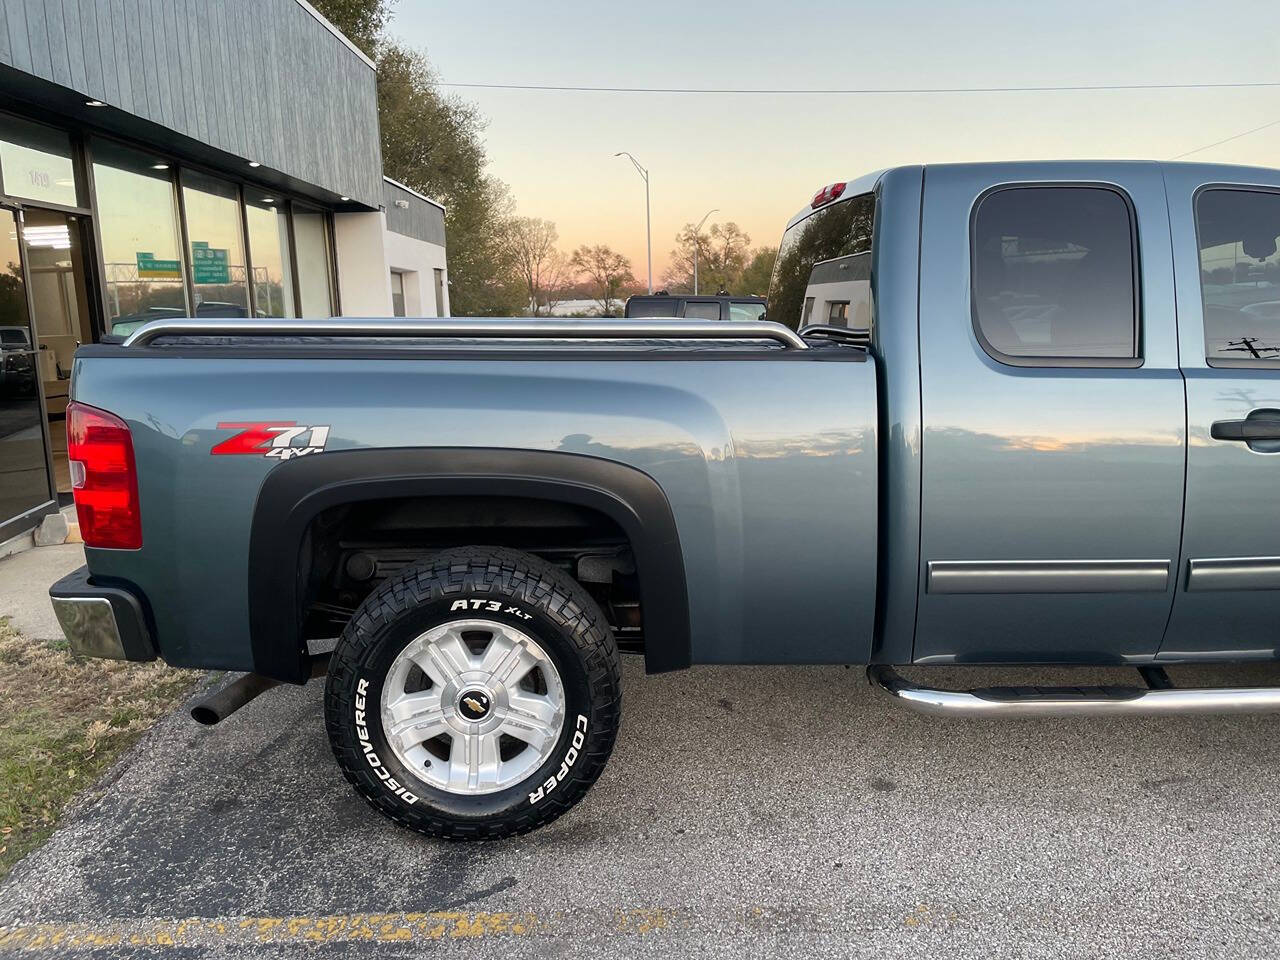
left=50, top=161, right=1280, bottom=840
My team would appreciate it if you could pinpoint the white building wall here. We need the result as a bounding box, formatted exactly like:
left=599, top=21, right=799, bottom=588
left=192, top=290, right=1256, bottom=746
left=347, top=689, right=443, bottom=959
left=333, top=211, right=449, bottom=317
left=383, top=227, right=450, bottom=317
left=333, top=212, right=393, bottom=315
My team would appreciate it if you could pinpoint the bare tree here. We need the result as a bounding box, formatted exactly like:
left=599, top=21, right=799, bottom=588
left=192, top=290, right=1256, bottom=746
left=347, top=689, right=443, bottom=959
left=662, top=221, right=751, bottom=294
left=569, top=245, right=636, bottom=316
left=507, top=216, right=568, bottom=315
left=540, top=251, right=572, bottom=315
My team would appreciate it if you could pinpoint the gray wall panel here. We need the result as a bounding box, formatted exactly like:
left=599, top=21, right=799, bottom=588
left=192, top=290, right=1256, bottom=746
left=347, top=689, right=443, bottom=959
left=23, top=0, right=50, bottom=79
left=382, top=179, right=447, bottom=246
left=0, top=2, right=10, bottom=66
left=5, top=0, right=30, bottom=73
left=45, top=0, right=71, bottom=88
left=61, top=0, right=88, bottom=92
left=0, top=0, right=381, bottom=206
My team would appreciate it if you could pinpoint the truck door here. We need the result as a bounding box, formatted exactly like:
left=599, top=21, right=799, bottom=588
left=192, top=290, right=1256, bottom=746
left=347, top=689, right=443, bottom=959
left=1160, top=169, right=1280, bottom=660
left=914, top=163, right=1186, bottom=663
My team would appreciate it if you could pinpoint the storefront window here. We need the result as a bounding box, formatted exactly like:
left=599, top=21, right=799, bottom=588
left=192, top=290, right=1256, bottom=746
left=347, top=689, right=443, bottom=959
left=92, top=140, right=186, bottom=336
left=245, top=191, right=295, bottom=317
left=293, top=208, right=333, bottom=317
left=0, top=115, right=80, bottom=207
left=181, top=171, right=249, bottom=316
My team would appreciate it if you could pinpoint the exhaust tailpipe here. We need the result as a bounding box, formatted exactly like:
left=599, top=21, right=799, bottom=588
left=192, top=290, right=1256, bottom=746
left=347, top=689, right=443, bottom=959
left=191, top=673, right=280, bottom=725
left=190, top=656, right=329, bottom=725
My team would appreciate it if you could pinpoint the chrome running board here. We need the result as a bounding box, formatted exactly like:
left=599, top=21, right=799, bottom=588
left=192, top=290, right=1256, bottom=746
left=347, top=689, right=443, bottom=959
left=867, top=665, right=1280, bottom=717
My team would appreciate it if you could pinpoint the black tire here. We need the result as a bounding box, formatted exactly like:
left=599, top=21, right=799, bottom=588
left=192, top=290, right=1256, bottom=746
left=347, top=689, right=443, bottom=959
left=324, top=546, right=621, bottom=840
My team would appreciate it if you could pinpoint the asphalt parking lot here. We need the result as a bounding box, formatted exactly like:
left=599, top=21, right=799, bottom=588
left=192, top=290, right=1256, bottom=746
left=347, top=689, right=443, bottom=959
left=3, top=657, right=1280, bottom=958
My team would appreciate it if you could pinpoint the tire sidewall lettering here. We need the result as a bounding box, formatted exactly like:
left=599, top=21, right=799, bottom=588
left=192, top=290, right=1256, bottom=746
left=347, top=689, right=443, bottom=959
left=527, top=714, right=589, bottom=805
left=346, top=592, right=595, bottom=819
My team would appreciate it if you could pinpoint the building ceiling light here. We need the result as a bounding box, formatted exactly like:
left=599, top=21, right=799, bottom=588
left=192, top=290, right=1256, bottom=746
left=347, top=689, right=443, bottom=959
left=22, top=225, right=71, bottom=249
left=248, top=161, right=261, bottom=168
left=261, top=198, right=275, bottom=204
left=85, top=99, right=106, bottom=107
left=151, top=163, right=169, bottom=170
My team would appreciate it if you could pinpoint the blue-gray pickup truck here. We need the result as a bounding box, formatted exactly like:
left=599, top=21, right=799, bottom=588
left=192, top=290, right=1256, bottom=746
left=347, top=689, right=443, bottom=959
left=50, top=161, right=1280, bottom=839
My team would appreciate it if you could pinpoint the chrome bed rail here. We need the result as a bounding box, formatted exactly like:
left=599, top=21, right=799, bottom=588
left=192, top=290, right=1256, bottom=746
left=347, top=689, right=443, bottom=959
left=121, top=317, right=810, bottom=350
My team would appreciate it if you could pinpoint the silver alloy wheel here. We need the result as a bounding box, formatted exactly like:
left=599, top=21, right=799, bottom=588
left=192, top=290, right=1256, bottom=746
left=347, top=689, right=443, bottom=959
left=379, top=618, right=566, bottom=795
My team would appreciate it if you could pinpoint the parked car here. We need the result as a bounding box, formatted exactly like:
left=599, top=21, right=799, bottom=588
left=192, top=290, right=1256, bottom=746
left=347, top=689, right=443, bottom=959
left=624, top=293, right=766, bottom=322
left=51, top=160, right=1280, bottom=840
left=0, top=325, right=36, bottom=395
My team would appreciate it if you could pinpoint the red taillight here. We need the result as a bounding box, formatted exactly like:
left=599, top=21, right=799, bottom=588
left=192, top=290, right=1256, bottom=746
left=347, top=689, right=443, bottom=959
left=811, top=181, right=847, bottom=208
left=67, top=401, right=142, bottom=550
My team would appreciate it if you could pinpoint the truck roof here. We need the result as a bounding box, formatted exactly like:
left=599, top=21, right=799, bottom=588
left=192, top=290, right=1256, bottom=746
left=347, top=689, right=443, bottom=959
left=783, top=159, right=1280, bottom=233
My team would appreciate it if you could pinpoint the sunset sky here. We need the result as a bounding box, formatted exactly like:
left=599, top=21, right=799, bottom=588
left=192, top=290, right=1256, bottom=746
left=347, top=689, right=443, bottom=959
left=393, top=0, right=1279, bottom=283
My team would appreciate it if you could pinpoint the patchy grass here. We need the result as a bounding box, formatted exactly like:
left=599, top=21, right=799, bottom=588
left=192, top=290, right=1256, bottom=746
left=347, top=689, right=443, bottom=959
left=0, top=617, right=197, bottom=878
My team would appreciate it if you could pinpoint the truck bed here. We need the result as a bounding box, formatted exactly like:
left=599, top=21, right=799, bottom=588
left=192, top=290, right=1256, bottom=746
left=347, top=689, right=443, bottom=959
left=71, top=318, right=879, bottom=679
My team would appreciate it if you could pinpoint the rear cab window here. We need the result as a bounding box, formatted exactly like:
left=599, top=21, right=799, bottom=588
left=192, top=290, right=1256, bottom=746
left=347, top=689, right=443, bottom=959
left=1194, top=188, right=1280, bottom=364
left=768, top=192, right=874, bottom=331
left=683, top=301, right=721, bottom=320
left=971, top=186, right=1139, bottom=365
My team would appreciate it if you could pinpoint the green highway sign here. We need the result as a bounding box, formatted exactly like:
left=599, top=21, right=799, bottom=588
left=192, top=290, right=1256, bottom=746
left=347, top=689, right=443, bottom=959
left=191, top=241, right=230, bottom=284
left=135, top=251, right=181, bottom=279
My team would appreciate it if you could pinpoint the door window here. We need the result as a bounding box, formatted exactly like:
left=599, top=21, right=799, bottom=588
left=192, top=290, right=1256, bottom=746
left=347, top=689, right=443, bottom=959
left=1194, top=188, right=1280, bottom=364
left=972, top=186, right=1138, bottom=363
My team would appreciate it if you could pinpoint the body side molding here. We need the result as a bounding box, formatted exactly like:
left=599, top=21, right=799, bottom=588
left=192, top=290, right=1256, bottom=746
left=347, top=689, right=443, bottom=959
left=248, top=447, right=691, bottom=683
left=1186, top=557, right=1280, bottom=592
left=926, top=559, right=1171, bottom=595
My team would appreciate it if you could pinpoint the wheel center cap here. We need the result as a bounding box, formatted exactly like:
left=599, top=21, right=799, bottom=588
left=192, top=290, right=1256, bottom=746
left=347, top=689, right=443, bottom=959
left=457, top=689, right=493, bottom=721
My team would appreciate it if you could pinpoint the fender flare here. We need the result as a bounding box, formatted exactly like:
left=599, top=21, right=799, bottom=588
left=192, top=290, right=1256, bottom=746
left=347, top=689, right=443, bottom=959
left=247, top=447, right=691, bottom=683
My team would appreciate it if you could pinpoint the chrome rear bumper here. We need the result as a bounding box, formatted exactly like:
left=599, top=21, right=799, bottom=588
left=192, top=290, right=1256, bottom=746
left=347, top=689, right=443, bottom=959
left=49, top=566, right=155, bottom=662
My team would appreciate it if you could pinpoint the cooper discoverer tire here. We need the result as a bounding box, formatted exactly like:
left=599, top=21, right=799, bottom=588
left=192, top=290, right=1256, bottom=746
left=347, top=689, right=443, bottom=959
left=324, top=546, right=621, bottom=839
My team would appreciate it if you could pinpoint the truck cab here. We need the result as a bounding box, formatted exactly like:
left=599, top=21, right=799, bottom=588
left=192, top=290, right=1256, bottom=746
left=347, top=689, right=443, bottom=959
left=775, top=162, right=1280, bottom=672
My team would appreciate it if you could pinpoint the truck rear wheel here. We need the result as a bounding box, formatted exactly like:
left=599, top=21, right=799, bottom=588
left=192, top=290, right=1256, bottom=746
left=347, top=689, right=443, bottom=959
left=324, top=546, right=621, bottom=839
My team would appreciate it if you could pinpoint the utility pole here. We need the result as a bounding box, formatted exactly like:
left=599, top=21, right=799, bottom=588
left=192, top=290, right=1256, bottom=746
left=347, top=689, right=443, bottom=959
left=614, top=152, right=652, bottom=294
left=692, top=207, right=718, bottom=295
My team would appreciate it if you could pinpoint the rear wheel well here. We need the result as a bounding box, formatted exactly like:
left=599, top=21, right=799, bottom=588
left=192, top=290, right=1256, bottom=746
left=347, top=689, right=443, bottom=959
left=300, top=495, right=644, bottom=656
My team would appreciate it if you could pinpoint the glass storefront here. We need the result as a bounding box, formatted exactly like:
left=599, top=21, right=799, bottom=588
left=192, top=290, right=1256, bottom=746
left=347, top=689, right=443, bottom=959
left=181, top=171, right=250, bottom=317
left=0, top=113, right=343, bottom=537
left=93, top=141, right=187, bottom=337
left=293, top=208, right=334, bottom=317
left=244, top=190, right=295, bottom=318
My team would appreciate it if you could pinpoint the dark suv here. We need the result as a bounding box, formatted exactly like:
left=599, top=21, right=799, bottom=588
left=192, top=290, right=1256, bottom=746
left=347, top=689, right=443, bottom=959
left=624, top=294, right=766, bottom=322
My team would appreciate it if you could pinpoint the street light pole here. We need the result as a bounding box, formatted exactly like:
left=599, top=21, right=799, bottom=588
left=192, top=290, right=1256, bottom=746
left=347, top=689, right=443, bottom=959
left=692, top=207, right=718, bottom=295
left=614, top=152, right=652, bottom=294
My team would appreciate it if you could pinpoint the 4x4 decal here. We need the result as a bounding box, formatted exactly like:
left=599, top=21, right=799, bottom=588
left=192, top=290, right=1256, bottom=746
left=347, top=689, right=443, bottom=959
left=211, top=422, right=331, bottom=460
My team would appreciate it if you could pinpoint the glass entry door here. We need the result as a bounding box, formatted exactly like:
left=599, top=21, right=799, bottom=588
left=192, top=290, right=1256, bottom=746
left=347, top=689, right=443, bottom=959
left=21, top=208, right=94, bottom=495
left=0, top=206, right=55, bottom=533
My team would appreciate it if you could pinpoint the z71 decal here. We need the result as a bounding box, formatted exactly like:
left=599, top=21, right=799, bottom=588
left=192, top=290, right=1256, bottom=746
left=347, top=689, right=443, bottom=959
left=211, top=421, right=331, bottom=460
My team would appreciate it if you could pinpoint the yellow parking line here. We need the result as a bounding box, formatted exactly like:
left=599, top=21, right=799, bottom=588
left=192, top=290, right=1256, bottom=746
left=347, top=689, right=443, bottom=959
left=0, top=912, right=549, bottom=951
